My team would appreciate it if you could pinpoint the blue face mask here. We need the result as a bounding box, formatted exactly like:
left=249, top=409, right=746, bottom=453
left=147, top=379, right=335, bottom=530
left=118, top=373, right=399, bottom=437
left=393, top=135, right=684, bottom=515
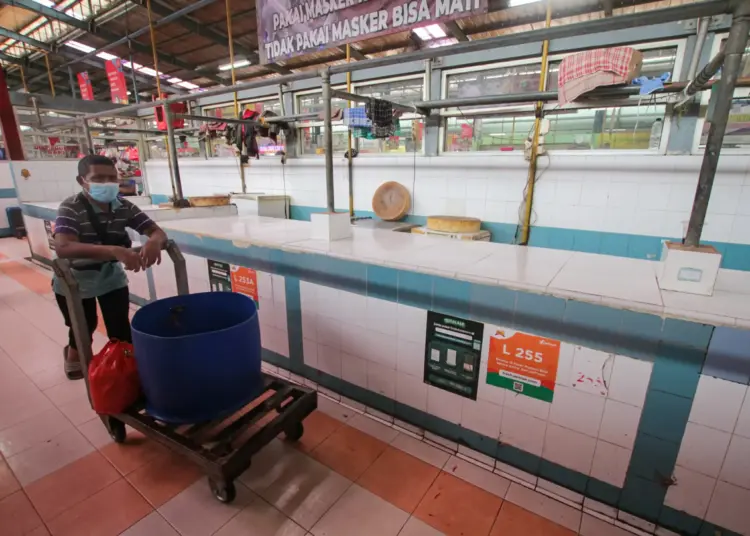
left=87, top=183, right=119, bottom=203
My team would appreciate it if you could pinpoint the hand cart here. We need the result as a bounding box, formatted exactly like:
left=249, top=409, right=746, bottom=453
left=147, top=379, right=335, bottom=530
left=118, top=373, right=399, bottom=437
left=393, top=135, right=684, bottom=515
left=52, top=241, right=317, bottom=504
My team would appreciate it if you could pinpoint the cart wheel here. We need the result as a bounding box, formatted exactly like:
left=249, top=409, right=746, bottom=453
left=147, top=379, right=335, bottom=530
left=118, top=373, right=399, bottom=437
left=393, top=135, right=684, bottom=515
left=107, top=418, right=127, bottom=444
left=209, top=478, right=236, bottom=504
left=284, top=421, right=304, bottom=442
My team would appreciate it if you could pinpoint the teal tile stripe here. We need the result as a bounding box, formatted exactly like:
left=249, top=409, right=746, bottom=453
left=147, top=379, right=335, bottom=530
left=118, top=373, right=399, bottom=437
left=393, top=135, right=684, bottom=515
left=284, top=277, right=304, bottom=369
left=0, top=188, right=16, bottom=199
left=289, top=204, right=750, bottom=272
left=20, top=203, right=56, bottom=220
left=0, top=228, right=11, bottom=238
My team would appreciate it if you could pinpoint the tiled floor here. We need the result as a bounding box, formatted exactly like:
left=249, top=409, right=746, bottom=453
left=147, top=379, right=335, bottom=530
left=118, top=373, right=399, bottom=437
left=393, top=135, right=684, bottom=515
left=0, top=238, right=629, bottom=536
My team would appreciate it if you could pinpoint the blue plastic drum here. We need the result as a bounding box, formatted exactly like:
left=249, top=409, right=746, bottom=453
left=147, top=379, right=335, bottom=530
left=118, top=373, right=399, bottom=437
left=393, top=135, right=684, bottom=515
left=131, top=292, right=263, bottom=423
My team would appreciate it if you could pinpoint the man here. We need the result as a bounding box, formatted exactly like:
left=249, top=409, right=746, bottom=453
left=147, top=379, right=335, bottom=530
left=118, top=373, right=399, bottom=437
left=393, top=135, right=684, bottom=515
left=53, top=154, right=167, bottom=380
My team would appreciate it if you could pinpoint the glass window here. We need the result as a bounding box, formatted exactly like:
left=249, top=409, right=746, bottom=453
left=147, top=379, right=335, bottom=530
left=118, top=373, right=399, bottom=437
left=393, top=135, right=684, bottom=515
left=299, top=125, right=349, bottom=155
left=443, top=45, right=677, bottom=152
left=354, top=78, right=425, bottom=154
left=356, top=78, right=424, bottom=103
left=699, top=41, right=750, bottom=149
left=296, top=93, right=346, bottom=116
left=445, top=106, right=666, bottom=152
left=446, top=63, right=542, bottom=110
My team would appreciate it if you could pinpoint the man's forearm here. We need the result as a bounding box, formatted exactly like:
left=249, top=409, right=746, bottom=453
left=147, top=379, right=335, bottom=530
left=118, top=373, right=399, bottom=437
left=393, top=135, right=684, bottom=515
left=55, top=241, right=119, bottom=261
left=146, top=228, right=168, bottom=247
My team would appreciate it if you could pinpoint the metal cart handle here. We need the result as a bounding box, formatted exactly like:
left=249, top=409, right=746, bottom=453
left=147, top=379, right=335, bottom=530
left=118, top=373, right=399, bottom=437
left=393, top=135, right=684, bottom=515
left=52, top=240, right=190, bottom=400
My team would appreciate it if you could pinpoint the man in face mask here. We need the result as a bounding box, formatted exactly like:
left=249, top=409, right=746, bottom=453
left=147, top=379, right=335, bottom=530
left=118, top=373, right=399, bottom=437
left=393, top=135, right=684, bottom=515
left=53, top=154, right=167, bottom=380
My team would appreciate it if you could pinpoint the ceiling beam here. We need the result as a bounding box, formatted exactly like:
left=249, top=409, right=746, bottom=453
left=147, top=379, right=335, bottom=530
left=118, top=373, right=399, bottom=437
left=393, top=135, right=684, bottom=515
left=338, top=45, right=367, bottom=60
left=0, top=0, right=224, bottom=84
left=444, top=21, right=469, bottom=42
left=130, top=0, right=293, bottom=75
left=0, top=29, right=183, bottom=94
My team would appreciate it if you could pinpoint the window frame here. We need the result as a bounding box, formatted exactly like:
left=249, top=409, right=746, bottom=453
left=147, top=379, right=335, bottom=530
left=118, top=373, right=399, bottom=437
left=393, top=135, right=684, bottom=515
left=691, top=32, right=750, bottom=154
left=293, top=73, right=428, bottom=156
left=439, top=39, right=686, bottom=156
left=201, top=93, right=282, bottom=118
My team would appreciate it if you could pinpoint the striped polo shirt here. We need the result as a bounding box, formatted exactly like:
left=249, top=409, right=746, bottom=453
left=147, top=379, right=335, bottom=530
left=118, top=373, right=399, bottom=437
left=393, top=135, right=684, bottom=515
left=52, top=193, right=155, bottom=299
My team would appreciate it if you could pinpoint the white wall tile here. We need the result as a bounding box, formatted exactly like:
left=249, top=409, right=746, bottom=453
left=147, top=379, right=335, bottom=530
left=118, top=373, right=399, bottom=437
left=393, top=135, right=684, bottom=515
left=339, top=291, right=367, bottom=328
left=341, top=352, right=368, bottom=388
left=460, top=398, right=502, bottom=439
left=427, top=386, right=463, bottom=425
left=590, top=441, right=630, bottom=488
left=503, top=392, right=551, bottom=421
left=689, top=376, right=747, bottom=433
left=500, top=408, right=547, bottom=457
left=302, top=338, right=318, bottom=369
left=718, top=435, right=750, bottom=489
left=676, top=423, right=731, bottom=479
left=607, top=355, right=652, bottom=408
left=364, top=330, right=397, bottom=370
left=569, top=347, right=614, bottom=397
left=341, top=324, right=370, bottom=359
left=316, top=343, right=341, bottom=378
left=367, top=361, right=396, bottom=399
left=549, top=385, right=605, bottom=438
left=555, top=343, right=575, bottom=386
left=543, top=423, right=596, bottom=475
left=664, top=465, right=716, bottom=520
left=366, top=296, right=398, bottom=336
left=316, top=316, right=342, bottom=350
left=396, top=339, right=424, bottom=378
left=706, top=481, right=750, bottom=535
left=396, top=372, right=427, bottom=412
left=598, top=399, right=641, bottom=450
left=396, top=304, right=427, bottom=344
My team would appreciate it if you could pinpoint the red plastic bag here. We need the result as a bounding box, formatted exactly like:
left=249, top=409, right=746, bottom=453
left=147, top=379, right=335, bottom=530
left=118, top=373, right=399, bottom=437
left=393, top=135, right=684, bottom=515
left=88, top=340, right=140, bottom=415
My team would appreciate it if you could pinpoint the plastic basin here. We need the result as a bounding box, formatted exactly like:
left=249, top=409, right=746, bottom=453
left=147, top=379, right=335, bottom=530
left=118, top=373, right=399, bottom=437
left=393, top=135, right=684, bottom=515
left=131, top=292, right=263, bottom=423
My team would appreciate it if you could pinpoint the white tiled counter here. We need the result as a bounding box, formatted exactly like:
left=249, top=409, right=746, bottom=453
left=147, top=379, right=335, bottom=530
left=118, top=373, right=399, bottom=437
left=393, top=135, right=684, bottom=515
left=152, top=215, right=750, bottom=536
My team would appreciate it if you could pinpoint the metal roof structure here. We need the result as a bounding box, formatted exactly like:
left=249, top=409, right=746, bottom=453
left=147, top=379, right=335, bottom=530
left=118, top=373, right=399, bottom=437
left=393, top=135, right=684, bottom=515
left=0, top=0, right=706, bottom=100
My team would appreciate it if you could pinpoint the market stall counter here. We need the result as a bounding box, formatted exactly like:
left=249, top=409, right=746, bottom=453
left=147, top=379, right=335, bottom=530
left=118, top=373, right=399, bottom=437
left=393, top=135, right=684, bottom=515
left=151, top=213, right=750, bottom=536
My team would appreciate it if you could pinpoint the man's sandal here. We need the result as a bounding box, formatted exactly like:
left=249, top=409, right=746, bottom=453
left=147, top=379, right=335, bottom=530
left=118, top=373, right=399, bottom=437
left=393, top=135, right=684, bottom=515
left=63, top=346, right=83, bottom=380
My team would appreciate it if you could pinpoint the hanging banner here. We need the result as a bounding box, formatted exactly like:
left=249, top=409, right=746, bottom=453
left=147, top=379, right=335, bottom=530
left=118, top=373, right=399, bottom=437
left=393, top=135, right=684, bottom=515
left=76, top=71, right=94, bottom=101
left=257, top=0, right=488, bottom=64
left=423, top=311, right=484, bottom=400
left=105, top=59, right=129, bottom=104
left=207, top=260, right=259, bottom=307
left=486, top=329, right=561, bottom=402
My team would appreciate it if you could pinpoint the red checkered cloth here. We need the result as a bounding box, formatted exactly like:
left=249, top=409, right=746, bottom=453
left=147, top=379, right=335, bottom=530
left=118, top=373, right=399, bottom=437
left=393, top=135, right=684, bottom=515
left=558, top=47, right=640, bottom=106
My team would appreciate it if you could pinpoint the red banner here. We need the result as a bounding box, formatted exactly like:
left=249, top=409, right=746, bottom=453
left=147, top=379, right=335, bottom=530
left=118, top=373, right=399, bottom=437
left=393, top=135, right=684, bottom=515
left=77, top=71, right=94, bottom=101
left=105, top=59, right=128, bottom=104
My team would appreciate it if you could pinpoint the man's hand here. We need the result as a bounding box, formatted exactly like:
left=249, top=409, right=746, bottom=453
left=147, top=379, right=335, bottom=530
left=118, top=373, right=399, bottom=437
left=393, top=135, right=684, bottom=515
left=140, top=239, right=162, bottom=269
left=113, top=247, right=142, bottom=272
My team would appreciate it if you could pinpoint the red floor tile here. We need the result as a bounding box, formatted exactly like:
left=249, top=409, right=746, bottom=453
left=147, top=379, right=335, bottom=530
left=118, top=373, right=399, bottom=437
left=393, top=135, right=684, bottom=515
left=310, top=423, right=388, bottom=481
left=0, top=490, right=45, bottom=536
left=295, top=410, right=344, bottom=453
left=414, top=472, right=503, bottom=536
left=490, top=502, right=576, bottom=536
left=126, top=450, right=203, bottom=508
left=46, top=479, right=152, bottom=536
left=357, top=446, right=440, bottom=513
left=99, top=430, right=166, bottom=476
left=25, top=451, right=120, bottom=522
left=0, top=461, right=20, bottom=502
